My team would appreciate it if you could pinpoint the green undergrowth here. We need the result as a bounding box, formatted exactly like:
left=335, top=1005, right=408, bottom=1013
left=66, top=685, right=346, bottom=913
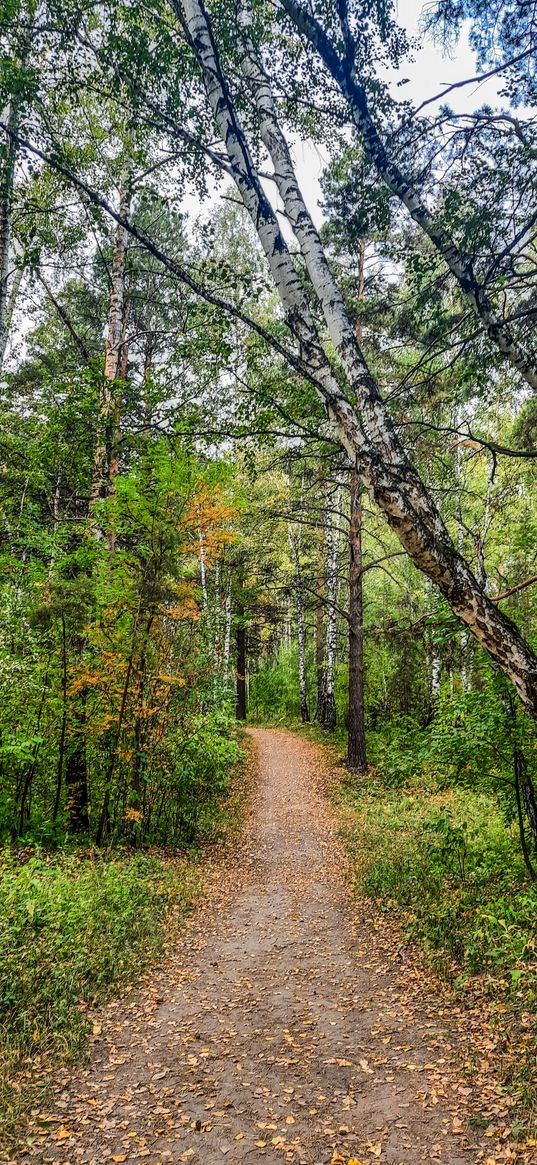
left=0, top=850, right=201, bottom=1142
left=334, top=774, right=537, bottom=994
left=0, top=733, right=249, bottom=1146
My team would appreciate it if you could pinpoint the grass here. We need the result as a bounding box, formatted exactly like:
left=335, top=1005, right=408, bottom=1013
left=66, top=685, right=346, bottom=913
left=333, top=775, right=537, bottom=992
left=0, top=849, right=202, bottom=1141
left=0, top=732, right=251, bottom=1147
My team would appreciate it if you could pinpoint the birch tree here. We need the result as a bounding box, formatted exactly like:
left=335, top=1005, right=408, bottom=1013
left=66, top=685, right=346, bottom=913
left=288, top=510, right=310, bottom=724
left=179, top=0, right=537, bottom=721
left=347, top=470, right=367, bottom=770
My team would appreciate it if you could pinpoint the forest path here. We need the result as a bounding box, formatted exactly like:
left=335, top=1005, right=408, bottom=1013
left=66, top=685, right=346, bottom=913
left=18, top=728, right=485, bottom=1165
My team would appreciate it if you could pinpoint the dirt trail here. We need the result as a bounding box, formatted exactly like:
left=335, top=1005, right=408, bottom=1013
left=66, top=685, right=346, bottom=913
left=16, top=729, right=488, bottom=1165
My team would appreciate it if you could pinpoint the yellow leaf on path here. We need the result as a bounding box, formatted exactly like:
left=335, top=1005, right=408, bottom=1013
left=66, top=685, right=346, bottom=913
left=368, top=1142, right=382, bottom=1158
left=55, top=1127, right=71, bottom=1140
left=112, top=1157, right=127, bottom=1163
left=92, top=1023, right=102, bottom=1035
left=348, top=1160, right=366, bottom=1165
left=255, top=1141, right=267, bottom=1148
left=285, top=1115, right=295, bottom=1124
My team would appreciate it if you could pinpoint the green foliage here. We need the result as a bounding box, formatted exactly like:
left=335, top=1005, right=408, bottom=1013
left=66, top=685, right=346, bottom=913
left=249, top=645, right=303, bottom=722
left=337, top=776, right=537, bottom=993
left=0, top=849, right=201, bottom=1132
left=161, top=713, right=243, bottom=846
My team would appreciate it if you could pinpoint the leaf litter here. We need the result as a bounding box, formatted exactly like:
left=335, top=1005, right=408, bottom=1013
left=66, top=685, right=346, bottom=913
left=4, top=729, right=536, bottom=1165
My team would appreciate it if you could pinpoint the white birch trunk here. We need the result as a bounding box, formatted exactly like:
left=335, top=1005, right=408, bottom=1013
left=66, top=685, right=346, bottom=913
left=323, top=485, right=342, bottom=729
left=182, top=0, right=537, bottom=719
left=431, top=652, right=442, bottom=701
left=223, top=569, right=232, bottom=682
left=425, top=577, right=442, bottom=703
left=454, top=414, right=469, bottom=691
left=199, top=532, right=208, bottom=609
left=288, top=517, right=309, bottom=723
left=279, top=0, right=537, bottom=393
left=0, top=99, right=20, bottom=370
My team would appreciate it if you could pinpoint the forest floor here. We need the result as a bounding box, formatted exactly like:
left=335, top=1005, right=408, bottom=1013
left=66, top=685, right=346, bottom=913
left=7, top=728, right=535, bottom=1165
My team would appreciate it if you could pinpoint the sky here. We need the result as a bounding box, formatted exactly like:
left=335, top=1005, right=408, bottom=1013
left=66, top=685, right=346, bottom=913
left=278, top=0, right=503, bottom=228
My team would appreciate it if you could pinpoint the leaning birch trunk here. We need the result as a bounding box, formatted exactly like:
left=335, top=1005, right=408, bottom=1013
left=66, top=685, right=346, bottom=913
left=322, top=484, right=342, bottom=731
left=90, top=180, right=131, bottom=543
left=288, top=518, right=309, bottom=723
left=347, top=471, right=367, bottom=771
left=278, top=0, right=537, bottom=393
left=181, top=0, right=537, bottom=721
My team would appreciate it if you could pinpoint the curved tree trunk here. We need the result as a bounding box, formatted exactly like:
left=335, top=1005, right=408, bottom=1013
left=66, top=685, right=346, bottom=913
left=183, top=0, right=537, bottom=720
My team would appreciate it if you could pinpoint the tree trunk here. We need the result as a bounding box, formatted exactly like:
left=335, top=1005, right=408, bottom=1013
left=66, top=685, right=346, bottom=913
left=288, top=517, right=309, bottom=723
left=184, top=0, right=537, bottom=720
left=322, top=484, right=342, bottom=730
left=314, top=482, right=326, bottom=722
left=0, top=97, right=20, bottom=369
left=199, top=529, right=208, bottom=608
left=52, top=613, right=68, bottom=825
left=65, top=715, right=89, bottom=834
left=223, top=568, right=232, bottom=682
left=236, top=570, right=247, bottom=721
left=347, top=471, right=367, bottom=771
left=90, top=180, right=131, bottom=544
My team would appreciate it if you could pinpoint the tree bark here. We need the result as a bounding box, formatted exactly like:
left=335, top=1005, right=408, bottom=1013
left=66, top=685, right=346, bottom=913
left=314, top=487, right=326, bottom=723
left=347, top=471, right=367, bottom=770
left=183, top=0, right=537, bottom=719
left=236, top=569, right=247, bottom=721
left=0, top=97, right=20, bottom=369
left=223, top=568, right=232, bottom=681
left=288, top=516, right=309, bottom=723
left=90, top=180, right=131, bottom=545
left=278, top=0, right=537, bottom=393
left=321, top=484, right=342, bottom=730
left=65, top=706, right=90, bottom=834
